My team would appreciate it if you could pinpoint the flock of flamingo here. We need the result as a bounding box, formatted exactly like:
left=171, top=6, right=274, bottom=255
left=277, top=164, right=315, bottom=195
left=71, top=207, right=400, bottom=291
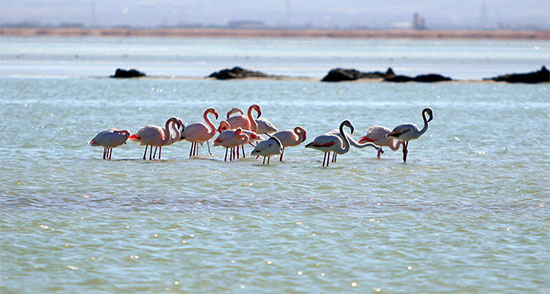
left=89, top=105, right=433, bottom=166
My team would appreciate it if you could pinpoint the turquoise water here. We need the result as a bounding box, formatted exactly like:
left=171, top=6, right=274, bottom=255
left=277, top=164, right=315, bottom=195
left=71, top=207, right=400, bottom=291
left=0, top=37, right=549, bottom=293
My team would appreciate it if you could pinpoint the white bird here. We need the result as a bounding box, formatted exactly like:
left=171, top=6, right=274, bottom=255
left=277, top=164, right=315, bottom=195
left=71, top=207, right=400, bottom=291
left=387, top=107, right=433, bottom=162
left=305, top=120, right=355, bottom=167
left=251, top=135, right=283, bottom=165
left=89, top=128, right=131, bottom=159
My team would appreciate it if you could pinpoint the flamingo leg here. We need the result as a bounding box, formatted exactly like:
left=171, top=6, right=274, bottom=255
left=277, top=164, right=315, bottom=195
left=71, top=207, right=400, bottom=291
left=149, top=145, right=153, bottom=160
left=109, top=148, right=113, bottom=160
left=280, top=147, right=285, bottom=161
left=195, top=143, right=199, bottom=157
left=153, top=147, right=158, bottom=159
left=322, top=152, right=327, bottom=167
left=231, top=148, right=235, bottom=161
left=143, top=146, right=148, bottom=160
left=242, top=145, right=246, bottom=158
left=267, top=156, right=270, bottom=165
left=158, top=146, right=162, bottom=160
left=263, top=156, right=266, bottom=165
left=332, top=153, right=337, bottom=163
left=403, top=141, right=409, bottom=162
left=102, top=148, right=106, bottom=159
left=377, top=148, right=382, bottom=159
left=189, top=143, right=193, bottom=158
left=207, top=141, right=212, bottom=157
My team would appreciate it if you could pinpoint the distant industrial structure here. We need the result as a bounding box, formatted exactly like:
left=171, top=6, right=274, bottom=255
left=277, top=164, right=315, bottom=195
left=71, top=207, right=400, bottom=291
left=412, top=13, right=426, bottom=30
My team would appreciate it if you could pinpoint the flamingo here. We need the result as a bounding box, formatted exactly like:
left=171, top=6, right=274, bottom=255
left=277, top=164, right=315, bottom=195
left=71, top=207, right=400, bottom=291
left=217, top=120, right=264, bottom=159
left=325, top=128, right=382, bottom=163
left=227, top=104, right=261, bottom=132
left=89, top=128, right=131, bottom=159
left=129, top=117, right=181, bottom=160
left=152, top=117, right=184, bottom=159
left=213, top=128, right=249, bottom=161
left=305, top=120, right=355, bottom=167
left=272, top=127, right=307, bottom=161
left=358, top=125, right=402, bottom=159
left=387, top=107, right=433, bottom=162
left=251, top=136, right=283, bottom=165
left=256, top=118, right=278, bottom=134
left=226, top=106, right=277, bottom=134
left=227, top=105, right=261, bottom=158
left=180, top=107, right=218, bottom=158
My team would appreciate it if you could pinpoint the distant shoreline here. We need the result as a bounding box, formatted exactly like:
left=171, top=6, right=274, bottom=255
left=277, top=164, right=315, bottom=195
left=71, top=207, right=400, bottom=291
left=1, top=27, right=549, bottom=40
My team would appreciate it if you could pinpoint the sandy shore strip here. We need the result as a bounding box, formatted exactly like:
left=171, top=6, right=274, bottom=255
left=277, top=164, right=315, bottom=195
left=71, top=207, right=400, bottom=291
left=1, top=27, right=549, bottom=40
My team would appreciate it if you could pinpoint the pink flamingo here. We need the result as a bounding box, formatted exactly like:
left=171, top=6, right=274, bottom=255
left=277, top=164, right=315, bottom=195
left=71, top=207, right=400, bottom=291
left=305, top=120, right=355, bottom=167
left=180, top=107, right=218, bottom=158
left=387, top=108, right=433, bottom=162
left=226, top=105, right=261, bottom=133
left=227, top=106, right=277, bottom=134
left=129, top=117, right=181, bottom=160
left=89, top=128, right=131, bottom=159
left=212, top=128, right=249, bottom=161
left=358, top=125, right=403, bottom=159
left=217, top=120, right=263, bottom=159
left=272, top=127, right=307, bottom=161
left=152, top=117, right=184, bottom=159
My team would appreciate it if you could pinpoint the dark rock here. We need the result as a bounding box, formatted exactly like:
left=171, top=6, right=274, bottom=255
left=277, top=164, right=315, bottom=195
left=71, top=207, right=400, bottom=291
left=384, top=73, right=452, bottom=83
left=321, top=68, right=362, bottom=82
left=384, top=75, right=415, bottom=82
left=209, top=66, right=271, bottom=80
left=487, top=66, right=549, bottom=83
left=385, top=67, right=395, bottom=78
left=414, top=74, right=452, bottom=82
left=321, top=67, right=394, bottom=82
left=110, top=68, right=146, bottom=78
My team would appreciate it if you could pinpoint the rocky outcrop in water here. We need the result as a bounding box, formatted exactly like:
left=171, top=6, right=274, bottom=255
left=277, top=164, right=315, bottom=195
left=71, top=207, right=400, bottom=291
left=209, top=66, right=273, bottom=80
left=485, top=66, right=549, bottom=83
left=384, top=73, right=452, bottom=83
left=110, top=68, right=146, bottom=78
left=321, top=68, right=395, bottom=82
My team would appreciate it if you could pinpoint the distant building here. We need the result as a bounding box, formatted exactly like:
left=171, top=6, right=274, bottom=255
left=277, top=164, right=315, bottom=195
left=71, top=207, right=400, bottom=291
left=412, top=13, right=426, bottom=30
left=227, top=20, right=264, bottom=29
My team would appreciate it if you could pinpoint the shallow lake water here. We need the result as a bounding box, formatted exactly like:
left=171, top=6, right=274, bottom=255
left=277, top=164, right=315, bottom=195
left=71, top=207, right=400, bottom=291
left=0, top=37, right=549, bottom=293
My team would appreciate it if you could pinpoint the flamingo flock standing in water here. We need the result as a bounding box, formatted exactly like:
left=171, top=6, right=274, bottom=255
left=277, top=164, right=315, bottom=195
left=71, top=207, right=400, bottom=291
left=90, top=105, right=432, bottom=166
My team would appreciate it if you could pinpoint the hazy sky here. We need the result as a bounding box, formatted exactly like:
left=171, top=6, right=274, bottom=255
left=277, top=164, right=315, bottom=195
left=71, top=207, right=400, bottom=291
left=1, top=0, right=549, bottom=29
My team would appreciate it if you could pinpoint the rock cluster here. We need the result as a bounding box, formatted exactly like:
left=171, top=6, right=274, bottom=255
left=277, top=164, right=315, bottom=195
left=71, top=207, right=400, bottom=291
left=485, top=66, right=549, bottom=83
left=110, top=68, right=146, bottom=78
left=321, top=68, right=395, bottom=82
left=208, top=66, right=272, bottom=80
left=384, top=73, right=452, bottom=83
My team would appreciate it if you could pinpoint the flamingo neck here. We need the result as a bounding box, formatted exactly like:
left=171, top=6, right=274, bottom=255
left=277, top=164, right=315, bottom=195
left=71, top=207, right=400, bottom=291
left=389, top=140, right=402, bottom=151
left=418, top=115, right=430, bottom=137
left=295, top=127, right=306, bottom=143
left=163, top=118, right=175, bottom=144
left=204, top=110, right=216, bottom=136
left=227, top=108, right=244, bottom=119
left=336, top=123, right=351, bottom=154
left=248, top=106, right=259, bottom=133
